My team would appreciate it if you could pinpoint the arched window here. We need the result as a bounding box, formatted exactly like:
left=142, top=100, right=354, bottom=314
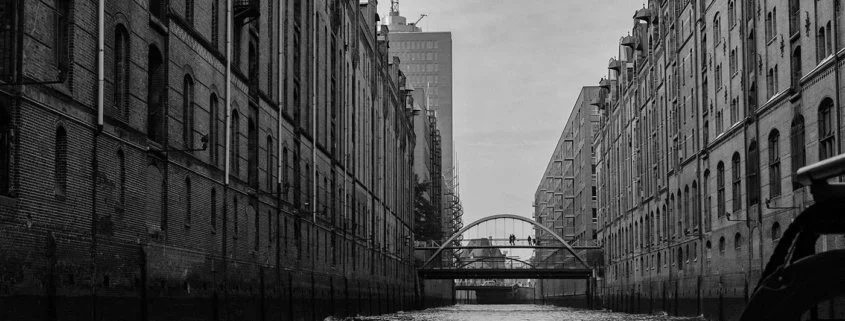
left=732, top=153, right=742, bottom=211
left=791, top=114, right=806, bottom=189
left=1, top=105, right=12, bottom=194
left=114, top=25, right=130, bottom=120
left=818, top=27, right=828, bottom=62
left=252, top=206, right=259, bottom=251
left=54, top=0, right=71, bottom=70
left=719, top=236, right=726, bottom=254
left=54, top=126, right=67, bottom=197
left=266, top=135, right=273, bottom=190
left=692, top=181, right=699, bottom=231
left=283, top=147, right=289, bottom=198
left=789, top=0, right=800, bottom=35
left=747, top=141, right=760, bottom=206
left=147, top=46, right=165, bottom=142
left=728, top=1, right=736, bottom=26
left=247, top=115, right=258, bottom=186
left=704, top=170, right=712, bottom=232
left=230, top=109, right=240, bottom=176
left=717, top=162, right=726, bottom=217
left=772, top=222, right=781, bottom=241
left=183, top=75, right=195, bottom=148
left=117, top=150, right=125, bottom=207
left=185, top=0, right=194, bottom=25
left=677, top=248, right=684, bottom=270
left=210, top=188, right=217, bottom=232
left=714, top=14, right=722, bottom=44
left=769, top=130, right=782, bottom=197
left=819, top=98, right=836, bottom=160
left=185, top=176, right=192, bottom=227
left=734, top=232, right=743, bottom=253
left=706, top=241, right=713, bottom=260
left=766, top=11, right=773, bottom=40
left=684, top=185, right=690, bottom=232
left=233, top=197, right=239, bottom=238
left=767, top=68, right=775, bottom=98
left=149, top=0, right=163, bottom=18
left=211, top=0, right=219, bottom=48
left=210, top=94, right=219, bottom=165
left=791, top=47, right=802, bottom=88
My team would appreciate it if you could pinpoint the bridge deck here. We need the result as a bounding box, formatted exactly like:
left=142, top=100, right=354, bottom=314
left=419, top=268, right=592, bottom=280
left=415, top=245, right=601, bottom=250
left=455, top=285, right=517, bottom=291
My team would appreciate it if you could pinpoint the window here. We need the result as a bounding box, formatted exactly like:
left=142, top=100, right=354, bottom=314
left=789, top=0, right=800, bottom=36
left=54, top=126, right=67, bottom=197
left=714, top=15, right=721, bottom=44
left=819, top=98, right=836, bottom=160
left=730, top=98, right=738, bottom=124
left=790, top=114, right=806, bottom=189
left=253, top=207, right=259, bottom=251
left=728, top=1, right=736, bottom=26
left=769, top=130, right=782, bottom=197
left=719, top=236, right=726, bottom=254
left=231, top=109, right=240, bottom=176
left=732, top=153, right=742, bottom=211
left=692, top=182, right=699, bottom=231
left=734, top=232, right=743, bottom=252
left=114, top=25, right=130, bottom=120
left=791, top=47, right=802, bottom=88
left=266, top=135, right=273, bottom=190
left=0, top=104, right=11, bottom=194
left=147, top=46, right=165, bottom=142
left=717, top=161, right=726, bottom=217
left=150, top=0, right=163, bottom=18
left=771, top=222, right=781, bottom=240
left=210, top=94, right=219, bottom=165
left=747, top=141, right=760, bottom=206
left=185, top=177, right=192, bottom=227
left=704, top=170, right=712, bottom=232
left=211, top=188, right=217, bottom=232
left=183, top=75, right=195, bottom=148
left=767, top=68, right=775, bottom=98
left=211, top=0, right=219, bottom=48
left=282, top=147, right=288, bottom=198
left=247, top=114, right=258, bottom=186
left=818, top=27, right=828, bottom=62
left=54, top=0, right=70, bottom=73
left=233, top=197, right=239, bottom=238
left=730, top=49, right=737, bottom=75
left=185, top=0, right=194, bottom=25
left=766, top=11, right=773, bottom=40
left=715, top=64, right=722, bottom=89
left=117, top=150, right=125, bottom=207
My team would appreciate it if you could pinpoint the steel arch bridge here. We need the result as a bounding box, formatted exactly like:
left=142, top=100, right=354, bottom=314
left=416, top=214, right=599, bottom=280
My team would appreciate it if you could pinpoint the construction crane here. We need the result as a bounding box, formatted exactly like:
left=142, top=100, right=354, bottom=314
left=411, top=14, right=428, bottom=26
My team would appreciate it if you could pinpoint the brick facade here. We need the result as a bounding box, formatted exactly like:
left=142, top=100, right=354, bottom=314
left=581, top=0, right=845, bottom=319
left=0, top=0, right=420, bottom=320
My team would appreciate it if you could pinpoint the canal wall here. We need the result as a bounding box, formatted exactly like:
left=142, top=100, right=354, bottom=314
left=596, top=272, right=753, bottom=321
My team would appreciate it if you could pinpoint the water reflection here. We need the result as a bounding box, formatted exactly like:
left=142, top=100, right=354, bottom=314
left=346, top=304, right=703, bottom=321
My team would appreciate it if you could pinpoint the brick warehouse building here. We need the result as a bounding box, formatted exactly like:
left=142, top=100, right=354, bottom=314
left=532, top=86, right=602, bottom=300
left=580, top=0, right=845, bottom=319
left=0, top=0, right=421, bottom=320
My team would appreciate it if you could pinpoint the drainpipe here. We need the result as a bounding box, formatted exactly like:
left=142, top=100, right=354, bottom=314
left=222, top=0, right=232, bottom=302
left=311, top=0, right=318, bottom=224
left=692, top=2, right=705, bottom=314
left=91, top=0, right=105, bottom=318
left=834, top=1, right=842, bottom=158
left=276, top=0, right=284, bottom=273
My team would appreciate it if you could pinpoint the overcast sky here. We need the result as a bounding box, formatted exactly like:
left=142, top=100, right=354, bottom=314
left=377, top=1, right=643, bottom=228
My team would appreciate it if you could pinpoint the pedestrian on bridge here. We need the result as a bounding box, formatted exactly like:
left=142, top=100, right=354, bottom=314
left=509, top=234, right=516, bottom=245
left=527, top=236, right=532, bottom=246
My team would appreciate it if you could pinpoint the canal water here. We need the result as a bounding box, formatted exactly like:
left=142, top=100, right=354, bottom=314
left=344, top=304, right=703, bottom=321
